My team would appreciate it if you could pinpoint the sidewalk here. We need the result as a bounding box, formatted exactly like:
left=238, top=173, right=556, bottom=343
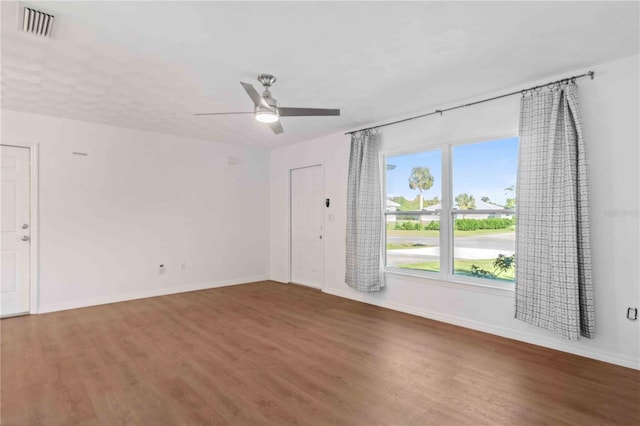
left=392, top=246, right=515, bottom=260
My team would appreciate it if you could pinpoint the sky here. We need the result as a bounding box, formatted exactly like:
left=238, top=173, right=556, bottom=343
left=386, top=136, right=519, bottom=205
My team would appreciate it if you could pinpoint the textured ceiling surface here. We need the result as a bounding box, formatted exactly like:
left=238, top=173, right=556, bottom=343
left=1, top=1, right=638, bottom=148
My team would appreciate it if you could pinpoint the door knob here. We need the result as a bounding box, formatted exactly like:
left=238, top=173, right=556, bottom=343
left=21, top=235, right=30, bottom=241
left=319, top=235, right=323, bottom=239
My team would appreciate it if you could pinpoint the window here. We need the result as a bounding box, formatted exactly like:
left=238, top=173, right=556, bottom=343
left=384, top=136, right=518, bottom=287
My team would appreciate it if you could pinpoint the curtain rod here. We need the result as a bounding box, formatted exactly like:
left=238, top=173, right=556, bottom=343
left=345, top=71, right=595, bottom=135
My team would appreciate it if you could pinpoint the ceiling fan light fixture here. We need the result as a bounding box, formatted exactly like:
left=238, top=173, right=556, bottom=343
left=255, top=108, right=279, bottom=123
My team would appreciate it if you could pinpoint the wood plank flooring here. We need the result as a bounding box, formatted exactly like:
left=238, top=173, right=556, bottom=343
left=1, top=281, right=638, bottom=425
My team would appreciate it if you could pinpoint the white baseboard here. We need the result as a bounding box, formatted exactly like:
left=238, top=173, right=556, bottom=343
left=37, top=276, right=269, bottom=314
left=322, top=287, right=640, bottom=371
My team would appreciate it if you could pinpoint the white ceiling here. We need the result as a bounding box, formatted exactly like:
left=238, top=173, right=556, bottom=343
left=1, top=1, right=638, bottom=149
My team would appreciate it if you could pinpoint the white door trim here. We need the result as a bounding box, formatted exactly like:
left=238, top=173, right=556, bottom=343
left=1, top=143, right=39, bottom=314
left=288, top=163, right=325, bottom=290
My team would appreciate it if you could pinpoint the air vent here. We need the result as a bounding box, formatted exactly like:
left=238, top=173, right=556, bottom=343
left=21, top=6, right=54, bottom=37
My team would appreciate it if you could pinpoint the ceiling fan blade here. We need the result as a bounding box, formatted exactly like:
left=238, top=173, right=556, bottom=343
left=240, top=82, right=270, bottom=108
left=193, top=112, right=253, bottom=116
left=278, top=107, right=340, bottom=117
left=268, top=121, right=284, bottom=134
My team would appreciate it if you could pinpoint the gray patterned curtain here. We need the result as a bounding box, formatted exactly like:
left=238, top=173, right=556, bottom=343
left=515, top=82, right=594, bottom=340
left=346, top=130, right=385, bottom=292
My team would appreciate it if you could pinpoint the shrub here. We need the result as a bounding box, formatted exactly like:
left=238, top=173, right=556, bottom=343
left=470, top=254, right=515, bottom=280
left=455, top=218, right=478, bottom=231
left=391, top=221, right=425, bottom=231
left=393, top=218, right=513, bottom=232
left=393, top=221, right=413, bottom=230
left=423, top=221, right=440, bottom=231
left=455, top=217, right=515, bottom=231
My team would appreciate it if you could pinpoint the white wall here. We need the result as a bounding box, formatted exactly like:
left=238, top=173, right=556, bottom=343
left=270, top=54, right=640, bottom=369
left=1, top=110, right=270, bottom=313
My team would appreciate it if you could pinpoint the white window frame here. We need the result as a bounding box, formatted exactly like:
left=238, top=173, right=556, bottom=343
left=382, top=131, right=518, bottom=292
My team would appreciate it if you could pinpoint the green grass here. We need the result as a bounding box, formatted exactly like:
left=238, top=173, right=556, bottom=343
left=453, top=228, right=515, bottom=237
left=387, top=228, right=514, bottom=238
left=387, top=230, right=440, bottom=237
left=397, top=261, right=441, bottom=273
left=386, top=242, right=434, bottom=250
left=397, top=258, right=515, bottom=282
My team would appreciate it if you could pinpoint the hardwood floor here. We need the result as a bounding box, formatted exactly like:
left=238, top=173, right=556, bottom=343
left=1, top=281, right=638, bottom=425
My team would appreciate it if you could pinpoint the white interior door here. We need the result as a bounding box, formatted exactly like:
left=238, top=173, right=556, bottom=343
left=1, top=145, right=31, bottom=317
left=290, top=165, right=324, bottom=288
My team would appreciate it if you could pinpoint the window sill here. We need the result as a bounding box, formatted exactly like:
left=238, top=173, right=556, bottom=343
left=384, top=268, right=515, bottom=298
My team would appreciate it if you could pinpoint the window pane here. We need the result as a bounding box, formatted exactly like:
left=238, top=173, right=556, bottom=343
left=386, top=215, right=440, bottom=272
left=452, top=137, right=518, bottom=211
left=452, top=137, right=518, bottom=283
left=453, top=213, right=516, bottom=282
left=385, top=149, right=442, bottom=272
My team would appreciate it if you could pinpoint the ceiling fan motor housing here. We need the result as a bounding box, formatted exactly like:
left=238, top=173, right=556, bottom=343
left=255, top=103, right=278, bottom=115
left=255, top=90, right=279, bottom=121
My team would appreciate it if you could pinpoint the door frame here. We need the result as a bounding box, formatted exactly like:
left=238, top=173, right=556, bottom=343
left=1, top=143, right=39, bottom=315
left=288, top=164, right=325, bottom=290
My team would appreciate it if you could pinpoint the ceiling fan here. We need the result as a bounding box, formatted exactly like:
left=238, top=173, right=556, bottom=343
left=194, top=74, right=340, bottom=134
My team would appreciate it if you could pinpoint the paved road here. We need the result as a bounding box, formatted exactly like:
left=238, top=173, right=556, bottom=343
left=388, top=232, right=514, bottom=251
left=387, top=232, right=514, bottom=266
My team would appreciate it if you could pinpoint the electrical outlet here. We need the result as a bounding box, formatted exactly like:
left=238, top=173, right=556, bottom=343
left=159, top=264, right=166, bottom=275
left=627, top=307, right=638, bottom=321
left=180, top=262, right=187, bottom=271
